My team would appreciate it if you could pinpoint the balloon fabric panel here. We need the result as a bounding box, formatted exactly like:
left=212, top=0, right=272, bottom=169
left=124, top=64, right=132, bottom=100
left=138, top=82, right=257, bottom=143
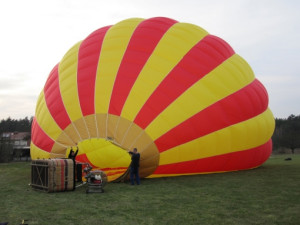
left=30, top=142, right=51, bottom=159
left=120, top=22, right=208, bottom=122
left=144, top=54, right=255, bottom=141
left=35, top=92, right=62, bottom=141
left=134, top=35, right=235, bottom=129
left=44, top=64, right=71, bottom=130
left=77, top=26, right=111, bottom=116
left=158, top=109, right=274, bottom=166
left=58, top=42, right=82, bottom=122
left=150, top=140, right=272, bottom=177
left=109, top=17, right=177, bottom=116
left=154, top=79, right=269, bottom=152
left=31, top=117, right=54, bottom=152
left=94, top=18, right=144, bottom=115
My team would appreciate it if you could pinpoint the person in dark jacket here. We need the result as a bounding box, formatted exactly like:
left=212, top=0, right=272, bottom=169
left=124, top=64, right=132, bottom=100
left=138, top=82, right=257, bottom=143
left=68, top=146, right=80, bottom=184
left=129, top=148, right=140, bottom=185
left=68, top=147, right=78, bottom=162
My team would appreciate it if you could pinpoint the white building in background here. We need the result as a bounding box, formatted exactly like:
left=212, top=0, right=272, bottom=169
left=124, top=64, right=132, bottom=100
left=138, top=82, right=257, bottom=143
left=1, top=132, right=31, bottom=160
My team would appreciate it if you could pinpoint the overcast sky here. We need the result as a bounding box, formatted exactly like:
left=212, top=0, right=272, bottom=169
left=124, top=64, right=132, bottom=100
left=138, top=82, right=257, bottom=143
left=0, top=0, right=299, bottom=120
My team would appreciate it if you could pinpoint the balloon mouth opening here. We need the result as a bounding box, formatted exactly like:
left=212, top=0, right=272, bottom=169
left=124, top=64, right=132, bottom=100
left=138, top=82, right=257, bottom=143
left=77, top=138, right=131, bottom=182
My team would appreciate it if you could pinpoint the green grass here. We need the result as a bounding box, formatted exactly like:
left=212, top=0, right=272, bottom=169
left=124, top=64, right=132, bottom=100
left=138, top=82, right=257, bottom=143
left=0, top=154, right=299, bottom=225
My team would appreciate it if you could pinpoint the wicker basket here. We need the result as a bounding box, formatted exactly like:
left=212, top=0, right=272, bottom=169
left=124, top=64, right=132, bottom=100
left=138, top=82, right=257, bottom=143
left=31, top=159, right=75, bottom=192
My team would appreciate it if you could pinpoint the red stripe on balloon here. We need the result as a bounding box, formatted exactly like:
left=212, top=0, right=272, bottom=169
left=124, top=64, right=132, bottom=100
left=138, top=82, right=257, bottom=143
left=75, top=153, right=97, bottom=168
left=155, top=79, right=268, bottom=152
left=31, top=117, right=55, bottom=152
left=101, top=167, right=128, bottom=171
left=44, top=64, right=71, bottom=130
left=108, top=17, right=178, bottom=115
left=77, top=26, right=111, bottom=116
left=134, top=35, right=235, bottom=129
left=153, top=139, right=272, bottom=175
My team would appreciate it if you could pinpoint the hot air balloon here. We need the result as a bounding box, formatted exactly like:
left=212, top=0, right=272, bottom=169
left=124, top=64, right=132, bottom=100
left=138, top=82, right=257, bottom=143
left=30, top=17, right=275, bottom=181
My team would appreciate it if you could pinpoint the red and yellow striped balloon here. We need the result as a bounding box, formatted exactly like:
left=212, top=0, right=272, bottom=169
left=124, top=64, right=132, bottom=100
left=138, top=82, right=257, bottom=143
left=30, top=17, right=275, bottom=181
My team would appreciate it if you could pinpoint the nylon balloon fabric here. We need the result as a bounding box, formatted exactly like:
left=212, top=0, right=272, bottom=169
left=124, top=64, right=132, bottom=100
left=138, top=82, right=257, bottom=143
left=30, top=17, right=275, bottom=181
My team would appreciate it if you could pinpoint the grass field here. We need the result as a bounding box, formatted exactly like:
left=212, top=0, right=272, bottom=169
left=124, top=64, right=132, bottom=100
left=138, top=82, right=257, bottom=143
left=0, top=154, right=299, bottom=225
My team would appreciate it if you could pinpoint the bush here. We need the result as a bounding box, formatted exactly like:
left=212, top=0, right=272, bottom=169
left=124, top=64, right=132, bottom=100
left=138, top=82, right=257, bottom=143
left=0, top=139, right=13, bottom=163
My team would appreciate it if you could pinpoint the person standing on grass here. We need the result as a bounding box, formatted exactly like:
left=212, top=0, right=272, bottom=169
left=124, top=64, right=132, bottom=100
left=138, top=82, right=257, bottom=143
left=68, top=146, right=80, bottom=185
left=129, top=148, right=140, bottom=185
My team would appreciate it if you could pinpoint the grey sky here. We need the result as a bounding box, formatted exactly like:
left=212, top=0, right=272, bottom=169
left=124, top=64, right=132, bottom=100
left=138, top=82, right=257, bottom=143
left=0, top=0, right=299, bottom=119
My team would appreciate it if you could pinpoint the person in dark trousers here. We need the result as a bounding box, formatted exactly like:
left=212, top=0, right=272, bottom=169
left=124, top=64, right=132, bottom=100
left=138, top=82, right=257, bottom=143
left=68, top=146, right=80, bottom=185
left=129, top=148, right=140, bottom=185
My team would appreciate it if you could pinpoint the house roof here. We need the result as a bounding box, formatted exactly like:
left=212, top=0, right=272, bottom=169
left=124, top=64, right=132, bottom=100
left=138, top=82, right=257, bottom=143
left=1, top=132, right=30, bottom=140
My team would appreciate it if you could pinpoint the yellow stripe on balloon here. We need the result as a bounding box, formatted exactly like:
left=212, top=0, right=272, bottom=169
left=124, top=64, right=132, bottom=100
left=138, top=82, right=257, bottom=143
left=35, top=91, right=62, bottom=140
left=85, top=150, right=130, bottom=169
left=121, top=23, right=209, bottom=121
left=146, top=54, right=255, bottom=141
left=30, top=142, right=51, bottom=159
left=59, top=41, right=82, bottom=121
left=95, top=18, right=144, bottom=114
left=78, top=138, right=131, bottom=168
left=159, top=108, right=275, bottom=165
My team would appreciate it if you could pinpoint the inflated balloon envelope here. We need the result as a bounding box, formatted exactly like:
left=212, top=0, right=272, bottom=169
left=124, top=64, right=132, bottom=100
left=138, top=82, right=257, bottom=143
left=31, top=17, right=275, bottom=182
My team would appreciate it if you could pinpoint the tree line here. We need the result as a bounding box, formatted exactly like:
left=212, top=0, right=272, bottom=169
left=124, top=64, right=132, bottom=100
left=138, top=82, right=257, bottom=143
left=0, top=117, right=33, bottom=133
left=272, top=114, right=300, bottom=153
left=0, top=115, right=299, bottom=153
